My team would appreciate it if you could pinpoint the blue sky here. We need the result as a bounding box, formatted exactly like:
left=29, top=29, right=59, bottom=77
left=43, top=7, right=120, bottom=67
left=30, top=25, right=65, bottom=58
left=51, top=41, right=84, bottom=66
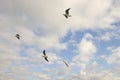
left=0, top=0, right=120, bottom=80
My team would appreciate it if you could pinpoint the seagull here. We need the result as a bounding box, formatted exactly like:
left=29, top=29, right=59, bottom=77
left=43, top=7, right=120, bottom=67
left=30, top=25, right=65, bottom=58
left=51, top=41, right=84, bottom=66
left=63, top=8, right=71, bottom=19
left=63, top=60, right=69, bottom=67
left=42, top=50, right=49, bottom=62
left=15, top=34, right=21, bottom=40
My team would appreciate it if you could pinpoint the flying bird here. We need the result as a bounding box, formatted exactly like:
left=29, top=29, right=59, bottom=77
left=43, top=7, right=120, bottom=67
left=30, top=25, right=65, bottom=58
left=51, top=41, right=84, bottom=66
left=42, top=50, right=49, bottom=62
left=63, top=8, right=71, bottom=18
left=63, top=61, right=69, bottom=67
left=15, top=34, right=21, bottom=40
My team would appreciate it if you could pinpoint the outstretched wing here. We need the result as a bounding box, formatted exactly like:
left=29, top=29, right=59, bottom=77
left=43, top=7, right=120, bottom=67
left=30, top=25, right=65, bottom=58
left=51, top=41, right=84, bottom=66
left=64, top=14, right=68, bottom=18
left=63, top=61, right=69, bottom=67
left=44, top=57, right=49, bottom=62
left=43, top=50, right=46, bottom=55
left=16, top=34, right=19, bottom=36
left=17, top=36, right=20, bottom=39
left=65, top=8, right=71, bottom=14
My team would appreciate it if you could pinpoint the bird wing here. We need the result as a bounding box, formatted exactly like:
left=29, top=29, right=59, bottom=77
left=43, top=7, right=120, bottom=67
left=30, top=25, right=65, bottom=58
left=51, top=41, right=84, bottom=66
left=63, top=61, right=69, bottom=67
left=17, top=36, right=20, bottom=39
left=64, top=14, right=68, bottom=18
left=43, top=50, right=46, bottom=55
left=44, top=57, right=49, bottom=62
left=65, top=8, right=71, bottom=14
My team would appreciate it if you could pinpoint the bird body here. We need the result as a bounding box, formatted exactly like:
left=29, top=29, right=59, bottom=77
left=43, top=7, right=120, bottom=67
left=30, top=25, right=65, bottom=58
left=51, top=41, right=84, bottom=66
left=15, top=34, right=21, bottom=40
left=63, top=61, right=69, bottom=67
left=42, top=50, right=49, bottom=62
left=63, top=8, right=71, bottom=19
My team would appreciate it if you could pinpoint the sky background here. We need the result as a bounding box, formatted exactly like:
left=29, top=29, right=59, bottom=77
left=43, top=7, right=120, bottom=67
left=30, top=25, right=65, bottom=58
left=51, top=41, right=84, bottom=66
left=0, top=0, right=120, bottom=80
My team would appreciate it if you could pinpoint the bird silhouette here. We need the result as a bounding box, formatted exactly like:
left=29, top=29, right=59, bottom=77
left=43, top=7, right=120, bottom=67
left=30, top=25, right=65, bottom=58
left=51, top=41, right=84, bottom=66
left=63, top=8, right=71, bottom=18
left=15, top=34, right=21, bottom=40
left=42, top=50, right=49, bottom=62
left=63, top=60, right=69, bottom=67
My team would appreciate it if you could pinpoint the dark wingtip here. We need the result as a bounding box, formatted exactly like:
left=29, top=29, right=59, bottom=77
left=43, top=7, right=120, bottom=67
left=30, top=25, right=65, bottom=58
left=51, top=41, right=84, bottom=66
left=43, top=50, right=45, bottom=52
left=44, top=57, right=49, bottom=62
left=67, top=8, right=71, bottom=10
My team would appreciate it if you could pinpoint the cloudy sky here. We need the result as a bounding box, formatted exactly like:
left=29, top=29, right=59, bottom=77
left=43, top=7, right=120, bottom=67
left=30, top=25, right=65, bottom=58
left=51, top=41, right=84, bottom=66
left=0, top=0, right=120, bottom=80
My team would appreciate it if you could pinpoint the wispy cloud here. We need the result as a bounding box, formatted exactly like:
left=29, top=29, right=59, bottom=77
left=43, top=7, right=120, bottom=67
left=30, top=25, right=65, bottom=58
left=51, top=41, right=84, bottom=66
left=105, top=47, right=120, bottom=64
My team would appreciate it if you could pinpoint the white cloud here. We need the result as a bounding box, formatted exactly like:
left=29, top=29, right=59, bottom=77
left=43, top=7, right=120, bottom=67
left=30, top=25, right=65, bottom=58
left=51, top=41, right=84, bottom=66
left=99, top=32, right=111, bottom=41
left=72, top=33, right=97, bottom=75
left=113, top=0, right=120, bottom=7
left=33, top=73, right=51, bottom=80
left=77, top=38, right=96, bottom=63
left=0, top=0, right=120, bottom=80
left=106, top=47, right=120, bottom=64
left=69, top=60, right=120, bottom=80
left=95, top=27, right=120, bottom=41
left=1, top=0, right=119, bottom=34
left=46, top=53, right=61, bottom=64
left=73, top=33, right=96, bottom=62
left=0, top=0, right=119, bottom=52
left=70, top=0, right=117, bottom=31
